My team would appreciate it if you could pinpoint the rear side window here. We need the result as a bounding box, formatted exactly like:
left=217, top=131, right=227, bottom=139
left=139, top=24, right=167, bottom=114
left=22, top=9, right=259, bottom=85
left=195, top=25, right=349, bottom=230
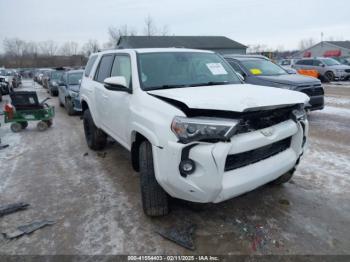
left=85, top=55, right=98, bottom=77
left=94, top=55, right=114, bottom=83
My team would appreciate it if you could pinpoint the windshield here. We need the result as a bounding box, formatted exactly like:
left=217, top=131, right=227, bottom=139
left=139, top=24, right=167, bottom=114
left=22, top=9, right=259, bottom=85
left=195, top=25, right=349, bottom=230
left=51, top=71, right=65, bottom=80
left=137, top=52, right=241, bottom=91
left=68, top=72, right=83, bottom=85
left=241, top=59, right=287, bottom=76
left=321, top=58, right=341, bottom=66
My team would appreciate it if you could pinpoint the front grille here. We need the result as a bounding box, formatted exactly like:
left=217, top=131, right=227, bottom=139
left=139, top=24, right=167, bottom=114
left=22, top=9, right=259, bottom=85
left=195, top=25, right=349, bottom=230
left=298, top=84, right=324, bottom=97
left=224, top=137, right=291, bottom=171
left=345, top=69, right=350, bottom=73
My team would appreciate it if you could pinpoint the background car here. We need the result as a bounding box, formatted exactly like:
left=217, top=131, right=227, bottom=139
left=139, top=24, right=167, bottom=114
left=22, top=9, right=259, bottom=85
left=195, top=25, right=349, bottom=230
left=46, top=68, right=67, bottom=96
left=279, top=58, right=299, bottom=71
left=224, top=55, right=324, bottom=110
left=58, top=69, right=84, bottom=115
left=331, top=57, right=350, bottom=66
left=293, top=57, right=350, bottom=81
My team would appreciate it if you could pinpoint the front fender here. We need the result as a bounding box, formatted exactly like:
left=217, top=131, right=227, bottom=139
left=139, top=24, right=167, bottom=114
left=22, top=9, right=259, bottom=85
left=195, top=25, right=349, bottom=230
left=80, top=95, right=101, bottom=128
left=130, top=122, right=160, bottom=147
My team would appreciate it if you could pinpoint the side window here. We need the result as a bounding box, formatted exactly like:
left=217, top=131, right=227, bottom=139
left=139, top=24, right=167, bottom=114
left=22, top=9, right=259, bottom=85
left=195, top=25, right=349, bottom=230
left=313, top=60, right=323, bottom=66
left=281, top=60, right=290, bottom=66
left=85, top=55, right=98, bottom=77
left=111, top=55, right=132, bottom=88
left=306, top=60, right=314, bottom=66
left=228, top=61, right=245, bottom=75
left=94, top=55, right=114, bottom=83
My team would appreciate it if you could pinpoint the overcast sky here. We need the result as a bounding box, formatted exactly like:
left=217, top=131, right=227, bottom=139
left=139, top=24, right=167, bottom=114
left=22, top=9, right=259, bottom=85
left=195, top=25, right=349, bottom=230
left=0, top=0, right=349, bottom=51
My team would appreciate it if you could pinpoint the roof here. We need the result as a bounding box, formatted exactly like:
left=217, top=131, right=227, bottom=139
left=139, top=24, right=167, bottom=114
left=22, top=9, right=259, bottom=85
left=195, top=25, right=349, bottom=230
left=117, top=36, right=247, bottom=50
left=223, top=54, right=269, bottom=61
left=326, top=41, right=350, bottom=50
left=95, top=48, right=214, bottom=56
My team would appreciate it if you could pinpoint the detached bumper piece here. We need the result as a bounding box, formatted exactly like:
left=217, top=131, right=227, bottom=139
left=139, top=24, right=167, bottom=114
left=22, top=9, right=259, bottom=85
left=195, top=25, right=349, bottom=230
left=224, top=137, right=292, bottom=171
left=2, top=220, right=56, bottom=239
left=156, top=224, right=197, bottom=250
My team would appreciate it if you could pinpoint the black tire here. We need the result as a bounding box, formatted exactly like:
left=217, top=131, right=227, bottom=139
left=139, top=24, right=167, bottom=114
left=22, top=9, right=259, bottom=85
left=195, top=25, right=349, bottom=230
left=271, top=168, right=295, bottom=185
left=20, top=121, right=28, bottom=129
left=44, top=119, right=53, bottom=127
left=11, top=122, right=22, bottom=133
left=325, top=71, right=335, bottom=82
left=65, top=98, right=75, bottom=116
left=139, top=140, right=169, bottom=216
left=0, top=94, right=2, bottom=102
left=37, top=121, right=49, bottom=131
left=83, top=109, right=107, bottom=150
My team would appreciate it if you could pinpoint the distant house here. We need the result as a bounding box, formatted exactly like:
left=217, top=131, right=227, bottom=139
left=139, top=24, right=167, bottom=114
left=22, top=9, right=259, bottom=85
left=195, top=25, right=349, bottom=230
left=117, top=36, right=247, bottom=55
left=293, top=41, right=350, bottom=58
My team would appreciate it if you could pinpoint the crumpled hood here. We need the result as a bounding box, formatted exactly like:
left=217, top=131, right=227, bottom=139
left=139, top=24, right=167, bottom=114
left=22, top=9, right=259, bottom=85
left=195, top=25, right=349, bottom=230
left=255, top=74, right=320, bottom=86
left=147, top=84, right=309, bottom=112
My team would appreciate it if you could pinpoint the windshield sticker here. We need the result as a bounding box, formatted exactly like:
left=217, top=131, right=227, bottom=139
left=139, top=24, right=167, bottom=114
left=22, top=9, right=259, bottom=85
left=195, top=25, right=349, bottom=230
left=250, top=68, right=262, bottom=75
left=206, top=63, right=228, bottom=75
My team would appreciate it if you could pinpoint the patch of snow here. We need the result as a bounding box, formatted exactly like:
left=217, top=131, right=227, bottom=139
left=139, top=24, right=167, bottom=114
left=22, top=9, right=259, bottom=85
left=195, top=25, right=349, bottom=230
left=326, top=97, right=350, bottom=106
left=319, top=106, right=350, bottom=118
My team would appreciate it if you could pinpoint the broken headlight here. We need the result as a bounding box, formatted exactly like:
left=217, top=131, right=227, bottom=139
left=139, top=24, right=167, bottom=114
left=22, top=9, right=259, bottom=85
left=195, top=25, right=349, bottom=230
left=292, top=107, right=307, bottom=121
left=171, top=116, right=240, bottom=144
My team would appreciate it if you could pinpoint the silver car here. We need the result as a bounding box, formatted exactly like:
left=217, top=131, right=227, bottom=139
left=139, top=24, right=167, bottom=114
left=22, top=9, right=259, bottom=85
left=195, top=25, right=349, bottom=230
left=293, top=57, right=350, bottom=81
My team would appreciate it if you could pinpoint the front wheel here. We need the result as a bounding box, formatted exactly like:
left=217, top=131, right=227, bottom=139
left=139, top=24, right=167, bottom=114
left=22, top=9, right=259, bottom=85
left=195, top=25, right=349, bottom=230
left=83, top=109, right=107, bottom=150
left=139, top=140, right=169, bottom=216
left=325, top=71, right=335, bottom=82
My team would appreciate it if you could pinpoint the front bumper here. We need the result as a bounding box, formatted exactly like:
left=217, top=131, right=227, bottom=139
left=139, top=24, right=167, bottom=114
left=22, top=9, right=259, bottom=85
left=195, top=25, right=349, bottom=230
left=153, top=119, right=307, bottom=203
left=73, top=96, right=82, bottom=112
left=307, top=95, right=324, bottom=111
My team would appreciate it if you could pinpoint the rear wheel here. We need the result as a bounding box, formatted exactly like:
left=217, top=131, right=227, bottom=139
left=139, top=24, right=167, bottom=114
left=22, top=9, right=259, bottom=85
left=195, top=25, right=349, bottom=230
left=11, top=123, right=22, bottom=133
left=271, top=168, right=295, bottom=185
left=37, top=121, right=49, bottom=131
left=325, top=71, right=335, bottom=82
left=83, top=109, right=107, bottom=150
left=139, top=140, right=169, bottom=216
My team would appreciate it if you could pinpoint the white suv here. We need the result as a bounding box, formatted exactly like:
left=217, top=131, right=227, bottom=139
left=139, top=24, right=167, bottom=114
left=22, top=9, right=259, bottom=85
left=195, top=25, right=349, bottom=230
left=80, top=48, right=309, bottom=216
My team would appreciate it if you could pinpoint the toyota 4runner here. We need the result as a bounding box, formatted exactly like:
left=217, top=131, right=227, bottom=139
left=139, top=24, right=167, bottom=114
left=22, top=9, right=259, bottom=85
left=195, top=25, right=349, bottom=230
left=80, top=48, right=309, bottom=216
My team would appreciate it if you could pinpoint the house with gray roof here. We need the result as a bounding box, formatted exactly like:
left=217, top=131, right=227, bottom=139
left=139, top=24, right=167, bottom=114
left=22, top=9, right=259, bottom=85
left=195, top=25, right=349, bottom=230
left=117, top=36, right=247, bottom=55
left=293, top=41, right=350, bottom=58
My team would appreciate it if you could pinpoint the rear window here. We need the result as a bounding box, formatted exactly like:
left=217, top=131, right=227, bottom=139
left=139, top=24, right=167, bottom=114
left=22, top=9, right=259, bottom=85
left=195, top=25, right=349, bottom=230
left=84, top=55, right=98, bottom=77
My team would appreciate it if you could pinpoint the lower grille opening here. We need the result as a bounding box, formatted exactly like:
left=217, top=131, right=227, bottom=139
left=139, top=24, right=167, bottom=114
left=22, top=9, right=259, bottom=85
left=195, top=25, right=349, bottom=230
left=224, top=137, right=292, bottom=171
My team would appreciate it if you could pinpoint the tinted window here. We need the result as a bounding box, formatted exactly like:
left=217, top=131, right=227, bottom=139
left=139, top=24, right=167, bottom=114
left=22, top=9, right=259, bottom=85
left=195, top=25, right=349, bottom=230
left=85, top=55, right=98, bottom=77
left=68, top=72, right=83, bottom=85
left=111, top=55, right=132, bottom=88
left=94, top=55, right=114, bottom=83
left=320, top=58, right=340, bottom=66
left=240, top=59, right=286, bottom=76
left=313, top=60, right=323, bottom=66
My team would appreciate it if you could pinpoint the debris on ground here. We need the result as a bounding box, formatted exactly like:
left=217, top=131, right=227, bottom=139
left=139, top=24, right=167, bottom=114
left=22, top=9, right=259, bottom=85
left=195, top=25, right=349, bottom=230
left=83, top=152, right=89, bottom=157
left=0, top=144, right=9, bottom=150
left=156, top=224, right=197, bottom=250
left=0, top=202, right=30, bottom=217
left=97, top=152, right=107, bottom=158
left=278, top=199, right=290, bottom=206
left=2, top=220, right=56, bottom=239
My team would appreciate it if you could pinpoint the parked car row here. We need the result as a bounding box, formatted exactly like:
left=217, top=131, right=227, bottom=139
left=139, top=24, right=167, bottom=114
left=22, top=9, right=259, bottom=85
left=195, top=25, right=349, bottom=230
left=0, top=68, right=22, bottom=102
left=279, top=57, right=350, bottom=81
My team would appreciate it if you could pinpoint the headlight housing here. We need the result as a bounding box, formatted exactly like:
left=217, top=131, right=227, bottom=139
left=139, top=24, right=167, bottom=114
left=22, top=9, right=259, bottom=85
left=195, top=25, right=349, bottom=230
left=171, top=116, right=240, bottom=144
left=51, top=81, right=58, bottom=86
left=292, top=107, right=307, bottom=121
left=69, top=91, right=78, bottom=98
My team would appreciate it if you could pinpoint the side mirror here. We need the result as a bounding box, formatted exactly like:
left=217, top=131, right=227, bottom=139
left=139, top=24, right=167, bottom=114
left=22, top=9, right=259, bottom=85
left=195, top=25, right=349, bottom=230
left=321, top=64, right=325, bottom=67
left=236, top=73, right=245, bottom=82
left=286, top=68, right=297, bottom=74
left=104, top=76, right=131, bottom=93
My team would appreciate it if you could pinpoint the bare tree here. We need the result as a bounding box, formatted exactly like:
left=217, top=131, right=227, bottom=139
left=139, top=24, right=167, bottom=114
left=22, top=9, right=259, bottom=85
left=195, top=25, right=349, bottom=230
left=298, top=38, right=316, bottom=51
left=3, top=38, right=27, bottom=66
left=143, top=15, right=158, bottom=36
left=82, top=39, right=100, bottom=56
left=107, top=25, right=137, bottom=48
left=160, top=25, right=170, bottom=36
left=39, top=40, right=58, bottom=56
left=60, top=41, right=79, bottom=56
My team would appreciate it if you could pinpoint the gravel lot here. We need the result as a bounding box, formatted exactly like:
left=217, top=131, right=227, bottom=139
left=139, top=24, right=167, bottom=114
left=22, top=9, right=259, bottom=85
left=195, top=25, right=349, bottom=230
left=0, top=80, right=349, bottom=255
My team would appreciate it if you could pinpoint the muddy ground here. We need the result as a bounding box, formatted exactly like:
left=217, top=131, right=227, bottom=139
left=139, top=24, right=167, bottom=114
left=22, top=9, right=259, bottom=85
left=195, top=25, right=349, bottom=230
left=0, top=80, right=349, bottom=255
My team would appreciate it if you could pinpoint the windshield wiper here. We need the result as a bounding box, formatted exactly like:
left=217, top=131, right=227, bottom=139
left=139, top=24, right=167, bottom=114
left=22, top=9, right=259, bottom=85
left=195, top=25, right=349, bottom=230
left=189, top=81, right=231, bottom=87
